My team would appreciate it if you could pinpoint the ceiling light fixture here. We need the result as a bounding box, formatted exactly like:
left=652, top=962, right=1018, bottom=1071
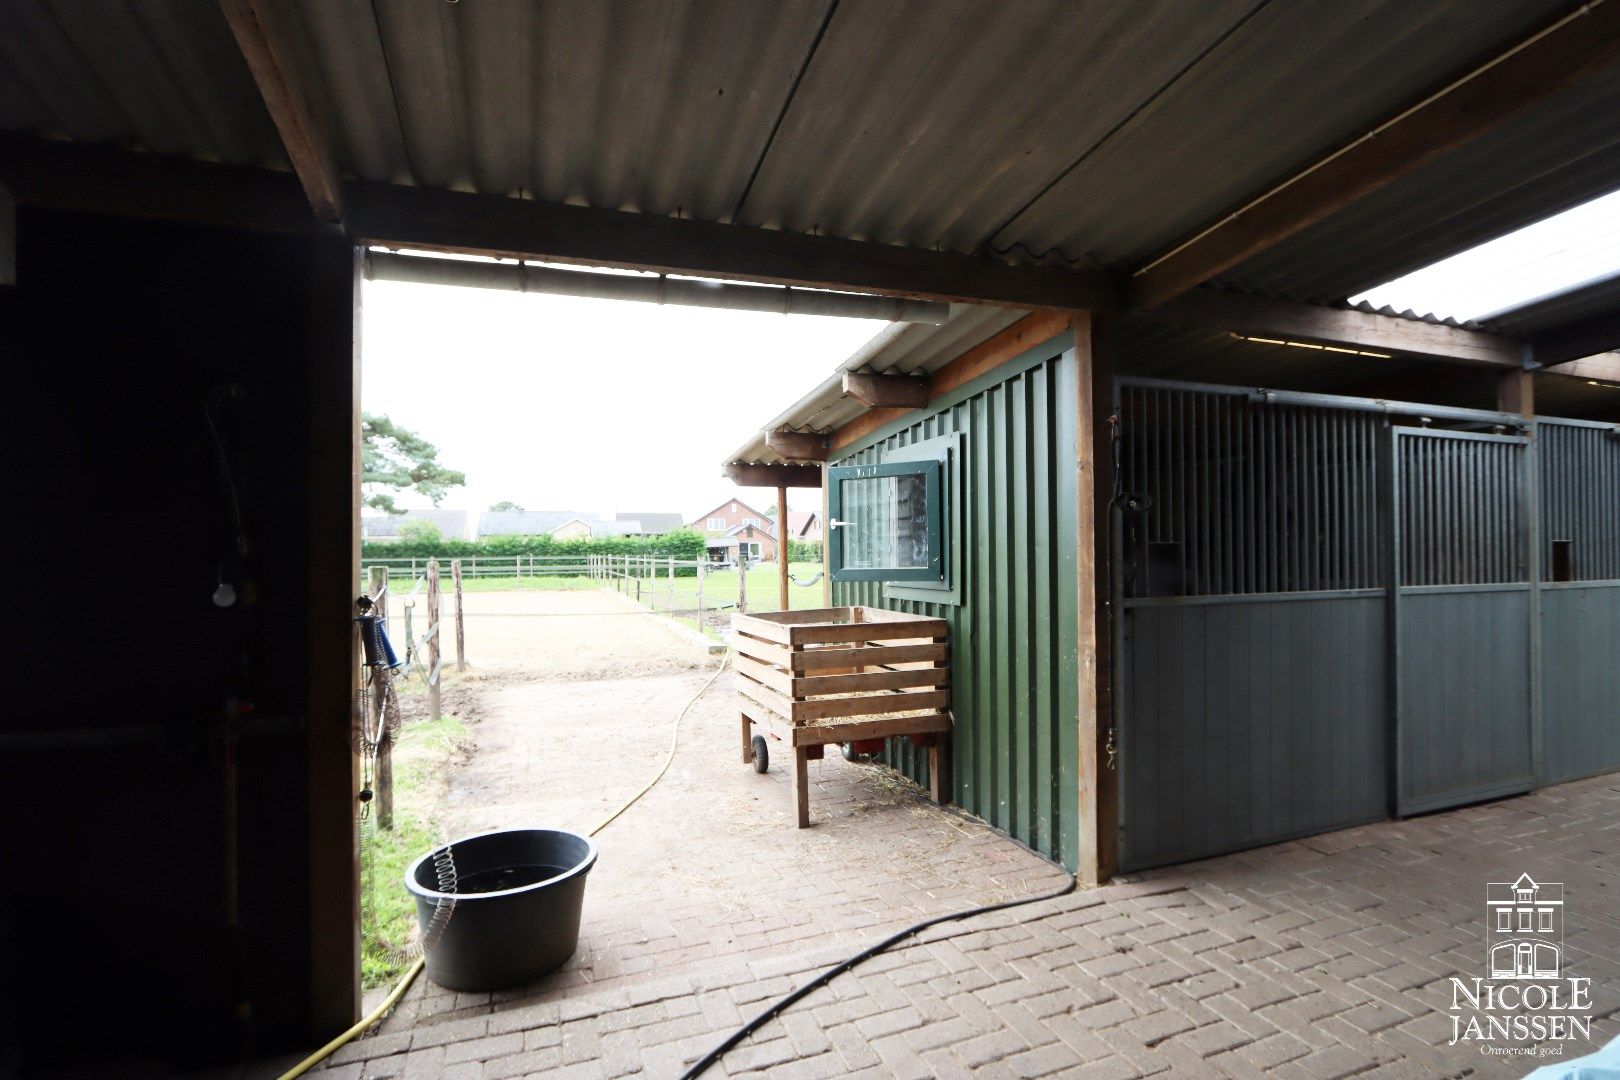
left=1229, top=332, right=1391, bottom=359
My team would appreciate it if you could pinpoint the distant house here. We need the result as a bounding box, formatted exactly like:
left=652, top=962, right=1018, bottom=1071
left=550, top=518, right=595, bottom=541
left=618, top=511, right=685, bottom=534
left=476, top=510, right=684, bottom=540
left=691, top=498, right=779, bottom=563
left=361, top=509, right=470, bottom=542
left=785, top=510, right=822, bottom=543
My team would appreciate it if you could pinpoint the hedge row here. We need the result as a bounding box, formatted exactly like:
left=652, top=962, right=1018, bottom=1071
left=362, top=528, right=708, bottom=561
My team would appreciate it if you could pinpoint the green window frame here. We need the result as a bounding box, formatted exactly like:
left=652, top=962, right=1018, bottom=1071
left=828, top=459, right=944, bottom=582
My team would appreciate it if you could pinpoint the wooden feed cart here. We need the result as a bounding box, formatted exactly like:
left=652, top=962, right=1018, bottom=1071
left=731, top=606, right=950, bottom=827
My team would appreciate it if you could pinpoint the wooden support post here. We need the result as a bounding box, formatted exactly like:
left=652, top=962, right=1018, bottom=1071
left=776, top=484, right=790, bottom=612
left=306, top=237, right=361, bottom=1037
left=696, top=559, right=706, bottom=632
left=741, top=714, right=753, bottom=764
left=452, top=558, right=465, bottom=671
left=1498, top=366, right=1535, bottom=419
left=1074, top=312, right=1117, bottom=886
left=1, top=182, right=14, bottom=287
left=791, top=745, right=811, bottom=828
left=821, top=463, right=832, bottom=608
left=426, top=558, right=441, bottom=722
left=928, top=735, right=949, bottom=804
left=738, top=550, right=748, bottom=614
left=366, top=566, right=393, bottom=830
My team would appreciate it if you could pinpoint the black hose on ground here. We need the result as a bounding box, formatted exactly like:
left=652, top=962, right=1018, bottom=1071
left=677, top=865, right=1079, bottom=1079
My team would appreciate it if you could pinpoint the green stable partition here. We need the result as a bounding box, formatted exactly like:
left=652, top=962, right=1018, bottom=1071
left=829, top=338, right=1082, bottom=871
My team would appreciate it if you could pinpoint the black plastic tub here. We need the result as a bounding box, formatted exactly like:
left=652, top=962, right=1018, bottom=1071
left=406, top=827, right=597, bottom=991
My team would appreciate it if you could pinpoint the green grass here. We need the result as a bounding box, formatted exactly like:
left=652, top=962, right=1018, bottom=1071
left=611, top=562, right=826, bottom=638
left=369, top=572, right=601, bottom=594
left=361, top=711, right=469, bottom=989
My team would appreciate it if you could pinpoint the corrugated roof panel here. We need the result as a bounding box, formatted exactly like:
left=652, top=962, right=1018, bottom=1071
left=734, top=0, right=1257, bottom=252
left=1490, top=274, right=1620, bottom=336
left=725, top=305, right=1020, bottom=465
left=997, top=0, right=1572, bottom=269
left=1218, top=65, right=1620, bottom=305
left=0, top=0, right=283, bottom=165
left=312, top=0, right=830, bottom=211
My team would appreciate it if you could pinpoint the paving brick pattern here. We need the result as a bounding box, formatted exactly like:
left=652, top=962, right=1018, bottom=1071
left=330, top=773, right=1620, bottom=1078
left=330, top=660, right=1620, bottom=1078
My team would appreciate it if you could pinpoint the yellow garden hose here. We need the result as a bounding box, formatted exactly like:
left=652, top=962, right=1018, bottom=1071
left=277, top=652, right=730, bottom=1080
left=276, top=957, right=424, bottom=1080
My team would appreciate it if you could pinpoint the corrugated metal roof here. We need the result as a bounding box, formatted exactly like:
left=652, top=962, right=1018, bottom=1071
left=0, top=0, right=285, bottom=166
left=1486, top=273, right=1620, bottom=336
left=1216, top=63, right=1620, bottom=305
left=3, top=0, right=1602, bottom=290
left=991, top=0, right=1574, bottom=268
left=724, top=304, right=1020, bottom=465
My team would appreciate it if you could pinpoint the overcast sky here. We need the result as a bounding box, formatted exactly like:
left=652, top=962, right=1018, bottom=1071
left=361, top=278, right=885, bottom=523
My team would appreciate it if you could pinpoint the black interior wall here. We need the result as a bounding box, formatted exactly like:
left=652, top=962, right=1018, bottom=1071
left=3, top=207, right=327, bottom=1069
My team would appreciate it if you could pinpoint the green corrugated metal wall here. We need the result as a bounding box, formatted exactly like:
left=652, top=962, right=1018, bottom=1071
left=830, top=345, right=1080, bottom=870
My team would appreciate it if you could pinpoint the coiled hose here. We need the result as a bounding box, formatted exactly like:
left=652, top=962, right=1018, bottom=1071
left=276, top=653, right=732, bottom=1080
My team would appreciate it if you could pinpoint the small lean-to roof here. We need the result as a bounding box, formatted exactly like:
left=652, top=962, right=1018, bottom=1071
left=724, top=305, right=1021, bottom=467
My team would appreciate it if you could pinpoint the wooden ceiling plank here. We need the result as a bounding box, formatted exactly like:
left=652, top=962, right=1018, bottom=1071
left=1148, top=288, right=1523, bottom=368
left=841, top=372, right=931, bottom=408
left=220, top=0, right=344, bottom=223
left=724, top=463, right=824, bottom=488
left=1132, top=2, right=1620, bottom=308
left=1534, top=312, right=1620, bottom=368
left=345, top=180, right=1121, bottom=312
left=1542, top=352, right=1620, bottom=383
left=764, top=430, right=830, bottom=462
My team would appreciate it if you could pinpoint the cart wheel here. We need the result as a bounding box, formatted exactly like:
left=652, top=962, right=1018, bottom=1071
left=752, top=735, right=769, bottom=773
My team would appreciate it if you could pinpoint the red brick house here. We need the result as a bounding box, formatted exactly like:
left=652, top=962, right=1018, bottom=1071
left=691, top=498, right=779, bottom=563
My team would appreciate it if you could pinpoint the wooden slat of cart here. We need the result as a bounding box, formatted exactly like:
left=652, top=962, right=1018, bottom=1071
left=793, top=666, right=949, bottom=695
left=734, top=665, right=948, bottom=724
left=789, top=641, right=947, bottom=671
left=788, top=618, right=948, bottom=646
left=788, top=688, right=951, bottom=723
left=736, top=655, right=947, bottom=698
left=738, top=700, right=949, bottom=747
left=734, top=631, right=791, bottom=668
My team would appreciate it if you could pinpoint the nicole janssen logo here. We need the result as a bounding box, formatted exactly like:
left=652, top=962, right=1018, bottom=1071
left=1449, top=874, right=1593, bottom=1055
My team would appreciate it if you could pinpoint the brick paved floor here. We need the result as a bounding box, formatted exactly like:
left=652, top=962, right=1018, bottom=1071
left=325, top=657, right=1620, bottom=1078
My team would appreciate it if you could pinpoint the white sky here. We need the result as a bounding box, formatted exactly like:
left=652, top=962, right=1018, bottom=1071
left=361, top=279, right=885, bottom=523
left=1349, top=187, right=1620, bottom=323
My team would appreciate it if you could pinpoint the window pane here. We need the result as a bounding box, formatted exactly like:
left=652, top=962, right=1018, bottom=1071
left=840, top=473, right=930, bottom=570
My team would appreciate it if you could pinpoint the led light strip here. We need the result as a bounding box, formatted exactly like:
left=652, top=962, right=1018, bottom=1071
left=1229, top=332, right=1392, bottom=359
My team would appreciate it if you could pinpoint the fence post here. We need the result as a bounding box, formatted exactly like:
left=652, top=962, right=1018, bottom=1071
left=427, top=558, right=442, bottom=722
left=452, top=558, right=466, bottom=672
left=668, top=555, right=675, bottom=615
left=738, top=551, right=748, bottom=614
left=368, top=565, right=393, bottom=830
left=696, top=559, right=706, bottom=634
left=515, top=554, right=521, bottom=587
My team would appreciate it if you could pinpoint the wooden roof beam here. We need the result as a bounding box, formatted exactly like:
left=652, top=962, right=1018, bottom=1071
left=764, top=430, right=830, bottom=462
left=221, top=0, right=343, bottom=223
left=1132, top=2, right=1620, bottom=309
left=1149, top=288, right=1524, bottom=368
left=345, top=181, right=1121, bottom=312
left=842, top=372, right=931, bottom=408
left=724, top=463, right=824, bottom=488
left=1533, top=311, right=1620, bottom=368
left=1543, top=352, right=1620, bottom=384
